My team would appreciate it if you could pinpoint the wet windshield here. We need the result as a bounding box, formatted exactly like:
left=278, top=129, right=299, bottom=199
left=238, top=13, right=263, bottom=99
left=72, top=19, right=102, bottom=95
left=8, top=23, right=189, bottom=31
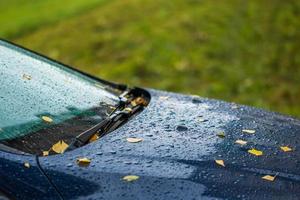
left=0, top=41, right=121, bottom=155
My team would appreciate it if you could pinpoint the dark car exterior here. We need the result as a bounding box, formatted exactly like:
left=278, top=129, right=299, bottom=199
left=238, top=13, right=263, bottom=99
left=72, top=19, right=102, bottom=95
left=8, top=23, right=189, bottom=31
left=1, top=40, right=300, bottom=200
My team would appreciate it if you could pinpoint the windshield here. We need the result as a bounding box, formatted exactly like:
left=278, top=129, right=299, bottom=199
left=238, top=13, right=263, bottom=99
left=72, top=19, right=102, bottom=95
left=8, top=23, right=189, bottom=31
left=0, top=40, right=122, bottom=155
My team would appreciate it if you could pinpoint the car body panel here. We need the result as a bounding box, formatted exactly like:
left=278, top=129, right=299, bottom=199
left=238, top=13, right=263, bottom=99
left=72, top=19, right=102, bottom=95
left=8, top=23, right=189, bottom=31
left=0, top=151, right=61, bottom=199
left=38, top=89, right=300, bottom=200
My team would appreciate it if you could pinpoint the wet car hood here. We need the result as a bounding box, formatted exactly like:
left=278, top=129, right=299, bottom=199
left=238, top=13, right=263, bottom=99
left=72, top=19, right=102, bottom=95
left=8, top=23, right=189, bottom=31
left=39, top=89, right=300, bottom=200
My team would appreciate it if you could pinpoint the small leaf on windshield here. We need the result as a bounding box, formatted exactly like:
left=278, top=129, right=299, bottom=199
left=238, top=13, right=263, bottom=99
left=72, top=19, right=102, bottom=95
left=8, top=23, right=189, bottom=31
left=42, top=116, right=53, bottom=123
left=126, top=137, right=143, bottom=143
left=24, top=162, right=30, bottom=168
left=215, top=160, right=225, bottom=167
left=235, top=139, right=247, bottom=145
left=242, top=129, right=255, bottom=134
left=248, top=148, right=263, bottom=156
left=22, top=74, right=32, bottom=80
left=280, top=146, right=292, bottom=152
left=77, top=157, right=91, bottom=167
left=52, top=140, right=69, bottom=154
left=122, top=175, right=139, bottom=182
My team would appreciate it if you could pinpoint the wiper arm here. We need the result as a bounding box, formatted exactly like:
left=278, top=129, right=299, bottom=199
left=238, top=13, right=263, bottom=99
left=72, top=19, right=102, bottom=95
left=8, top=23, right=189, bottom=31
left=67, top=91, right=144, bottom=151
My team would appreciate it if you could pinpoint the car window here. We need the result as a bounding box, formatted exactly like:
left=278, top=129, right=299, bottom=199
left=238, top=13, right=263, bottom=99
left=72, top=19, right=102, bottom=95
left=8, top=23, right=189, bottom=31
left=0, top=41, right=121, bottom=155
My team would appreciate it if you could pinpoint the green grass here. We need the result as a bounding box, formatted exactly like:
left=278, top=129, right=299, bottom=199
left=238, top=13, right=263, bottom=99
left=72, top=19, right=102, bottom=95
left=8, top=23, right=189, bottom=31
left=1, top=0, right=300, bottom=117
left=0, top=0, right=106, bottom=38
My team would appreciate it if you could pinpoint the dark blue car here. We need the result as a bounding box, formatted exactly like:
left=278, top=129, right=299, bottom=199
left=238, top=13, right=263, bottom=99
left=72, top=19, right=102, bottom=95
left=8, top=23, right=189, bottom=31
left=0, top=39, right=299, bottom=200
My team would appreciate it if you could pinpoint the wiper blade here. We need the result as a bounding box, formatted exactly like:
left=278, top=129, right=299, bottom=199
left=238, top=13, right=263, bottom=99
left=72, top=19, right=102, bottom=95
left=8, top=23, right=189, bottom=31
left=67, top=90, right=144, bottom=151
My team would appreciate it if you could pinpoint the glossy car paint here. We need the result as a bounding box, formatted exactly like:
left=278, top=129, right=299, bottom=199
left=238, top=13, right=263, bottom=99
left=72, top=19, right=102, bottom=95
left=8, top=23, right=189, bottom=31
left=0, top=151, right=61, bottom=199
left=35, top=89, right=300, bottom=200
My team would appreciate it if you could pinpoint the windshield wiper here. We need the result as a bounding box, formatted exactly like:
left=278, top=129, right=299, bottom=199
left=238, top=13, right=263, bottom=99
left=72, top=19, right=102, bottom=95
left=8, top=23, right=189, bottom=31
left=67, top=90, right=145, bottom=151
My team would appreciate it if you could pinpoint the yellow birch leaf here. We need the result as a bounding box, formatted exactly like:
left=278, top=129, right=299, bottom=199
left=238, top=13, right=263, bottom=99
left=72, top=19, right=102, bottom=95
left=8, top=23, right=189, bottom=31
left=159, top=96, right=169, bottom=100
left=248, top=148, right=263, bottom=156
left=124, top=107, right=132, bottom=113
left=280, top=146, right=292, bottom=152
left=22, top=74, right=32, bottom=80
left=242, top=129, right=255, bottom=134
left=198, top=118, right=207, bottom=122
left=43, top=151, right=49, bottom=156
left=217, top=132, right=225, bottom=138
left=77, top=157, right=91, bottom=167
left=262, top=175, right=275, bottom=181
left=24, top=162, right=30, bottom=168
left=51, top=140, right=69, bottom=154
left=215, top=160, right=225, bottom=167
left=126, top=137, right=143, bottom=143
left=122, top=175, right=139, bottom=182
left=89, top=134, right=99, bottom=143
left=94, top=83, right=105, bottom=89
left=42, top=116, right=53, bottom=123
left=235, top=139, right=247, bottom=145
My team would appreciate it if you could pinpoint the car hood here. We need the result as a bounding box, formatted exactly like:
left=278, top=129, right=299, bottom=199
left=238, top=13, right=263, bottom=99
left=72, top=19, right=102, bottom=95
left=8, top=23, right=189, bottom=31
left=39, top=89, right=300, bottom=200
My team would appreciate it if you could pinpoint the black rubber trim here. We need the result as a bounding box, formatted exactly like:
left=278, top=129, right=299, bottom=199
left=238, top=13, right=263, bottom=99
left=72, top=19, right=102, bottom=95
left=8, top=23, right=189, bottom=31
left=35, top=156, right=64, bottom=200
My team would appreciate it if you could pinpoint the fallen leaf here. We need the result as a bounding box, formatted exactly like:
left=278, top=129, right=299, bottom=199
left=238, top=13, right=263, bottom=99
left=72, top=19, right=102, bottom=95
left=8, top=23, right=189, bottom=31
left=235, top=139, right=247, bottom=145
left=131, top=97, right=147, bottom=106
left=280, top=146, right=292, bottom=152
left=24, top=162, right=30, bottom=168
left=215, top=160, right=225, bottom=167
left=94, top=83, right=105, bottom=89
left=231, top=105, right=239, bottom=109
left=126, top=137, right=143, bottom=143
left=43, top=151, right=49, bottom=156
left=248, top=148, right=263, bottom=156
left=198, top=118, right=207, bottom=122
left=217, top=132, right=225, bottom=138
left=124, top=107, right=132, bottom=113
left=22, top=74, right=32, bottom=80
left=122, top=175, right=139, bottom=182
left=242, top=129, right=255, bottom=134
left=77, top=157, right=91, bottom=167
left=262, top=175, right=276, bottom=182
left=42, top=116, right=53, bottom=123
left=51, top=140, right=69, bottom=154
left=159, top=96, right=169, bottom=100
left=89, top=134, right=99, bottom=143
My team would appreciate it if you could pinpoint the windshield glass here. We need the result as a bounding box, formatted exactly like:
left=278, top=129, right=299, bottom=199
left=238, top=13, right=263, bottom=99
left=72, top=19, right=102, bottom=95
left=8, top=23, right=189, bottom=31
left=0, top=41, right=121, bottom=155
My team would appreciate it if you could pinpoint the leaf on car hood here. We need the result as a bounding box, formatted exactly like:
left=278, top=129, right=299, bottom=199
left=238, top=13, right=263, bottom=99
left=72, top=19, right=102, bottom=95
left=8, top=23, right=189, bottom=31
left=24, top=162, right=30, bottom=168
left=248, top=148, right=263, bottom=156
left=126, top=137, right=143, bottom=143
left=242, top=129, right=255, bottom=134
left=235, top=139, right=247, bottom=145
left=122, top=175, right=139, bottom=182
left=215, top=160, right=225, bottom=167
left=52, top=140, right=69, bottom=154
left=77, top=157, right=91, bottom=167
left=216, top=132, right=225, bottom=138
left=159, top=96, right=169, bottom=100
left=42, top=116, right=53, bottom=123
left=280, top=146, right=292, bottom=152
left=262, top=174, right=278, bottom=182
left=43, top=151, right=49, bottom=156
left=198, top=117, right=208, bottom=122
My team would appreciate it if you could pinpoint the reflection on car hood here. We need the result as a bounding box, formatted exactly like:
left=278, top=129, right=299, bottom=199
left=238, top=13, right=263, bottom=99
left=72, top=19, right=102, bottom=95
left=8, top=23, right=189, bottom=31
left=39, top=89, right=300, bottom=200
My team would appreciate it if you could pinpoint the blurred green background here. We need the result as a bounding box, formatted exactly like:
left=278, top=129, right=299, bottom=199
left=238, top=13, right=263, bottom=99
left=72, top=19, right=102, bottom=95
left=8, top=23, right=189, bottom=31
left=1, top=0, right=300, bottom=117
